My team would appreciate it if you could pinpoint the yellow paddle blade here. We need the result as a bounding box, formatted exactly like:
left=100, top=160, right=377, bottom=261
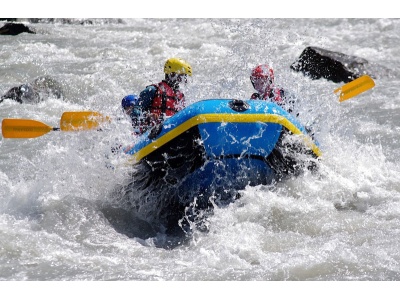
left=60, top=111, right=110, bottom=131
left=334, top=75, right=375, bottom=102
left=2, top=119, right=53, bottom=138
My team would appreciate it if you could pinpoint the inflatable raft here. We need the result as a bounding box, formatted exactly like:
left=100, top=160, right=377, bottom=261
left=118, top=99, right=321, bottom=232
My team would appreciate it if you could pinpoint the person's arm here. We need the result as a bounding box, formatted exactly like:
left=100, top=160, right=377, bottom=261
left=280, top=88, right=285, bottom=99
left=281, top=88, right=299, bottom=116
left=250, top=93, right=260, bottom=99
left=139, top=85, right=157, bottom=110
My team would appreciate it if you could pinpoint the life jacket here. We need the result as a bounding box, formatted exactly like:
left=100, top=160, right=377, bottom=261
left=250, top=86, right=283, bottom=103
left=147, top=81, right=185, bottom=118
left=251, top=87, right=297, bottom=115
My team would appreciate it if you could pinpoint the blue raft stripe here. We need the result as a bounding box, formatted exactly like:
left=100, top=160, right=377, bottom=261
left=126, top=113, right=321, bottom=165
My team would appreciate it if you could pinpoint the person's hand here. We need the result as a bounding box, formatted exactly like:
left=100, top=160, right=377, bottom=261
left=147, top=113, right=160, bottom=125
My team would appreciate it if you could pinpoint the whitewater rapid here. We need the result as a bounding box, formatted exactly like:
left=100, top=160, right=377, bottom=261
left=1, top=18, right=400, bottom=283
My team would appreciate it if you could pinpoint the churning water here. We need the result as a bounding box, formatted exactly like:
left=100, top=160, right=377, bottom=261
left=1, top=18, right=400, bottom=290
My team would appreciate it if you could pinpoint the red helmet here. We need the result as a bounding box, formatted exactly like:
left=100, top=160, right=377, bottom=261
left=250, top=64, right=274, bottom=83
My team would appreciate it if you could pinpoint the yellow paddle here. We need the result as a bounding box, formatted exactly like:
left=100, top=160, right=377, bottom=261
left=334, top=75, right=375, bottom=102
left=2, top=119, right=57, bottom=138
left=2, top=111, right=109, bottom=138
left=60, top=111, right=109, bottom=131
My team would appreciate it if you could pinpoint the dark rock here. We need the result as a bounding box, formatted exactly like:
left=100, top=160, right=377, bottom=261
left=31, top=76, right=64, bottom=99
left=1, top=76, right=64, bottom=104
left=290, top=46, right=370, bottom=83
left=0, top=22, right=35, bottom=35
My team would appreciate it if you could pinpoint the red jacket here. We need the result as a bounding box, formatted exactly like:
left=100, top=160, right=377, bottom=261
left=146, top=81, right=185, bottom=118
left=135, top=80, right=186, bottom=134
left=250, top=86, right=284, bottom=103
left=251, top=87, right=298, bottom=115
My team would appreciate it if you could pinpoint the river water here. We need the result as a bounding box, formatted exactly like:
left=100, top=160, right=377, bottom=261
left=1, top=18, right=400, bottom=291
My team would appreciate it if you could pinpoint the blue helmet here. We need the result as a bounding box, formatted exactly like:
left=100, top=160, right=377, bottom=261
left=121, top=94, right=139, bottom=109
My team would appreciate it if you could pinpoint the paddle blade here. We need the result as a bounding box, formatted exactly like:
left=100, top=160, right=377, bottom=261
left=60, top=111, right=110, bottom=131
left=334, top=75, right=375, bottom=102
left=2, top=119, right=53, bottom=138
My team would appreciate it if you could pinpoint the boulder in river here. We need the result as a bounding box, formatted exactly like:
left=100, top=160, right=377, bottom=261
left=1, top=76, right=64, bottom=104
left=290, top=46, right=371, bottom=83
left=0, top=22, right=35, bottom=35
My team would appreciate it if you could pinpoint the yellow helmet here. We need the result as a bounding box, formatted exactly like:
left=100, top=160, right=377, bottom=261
left=164, top=57, right=192, bottom=76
